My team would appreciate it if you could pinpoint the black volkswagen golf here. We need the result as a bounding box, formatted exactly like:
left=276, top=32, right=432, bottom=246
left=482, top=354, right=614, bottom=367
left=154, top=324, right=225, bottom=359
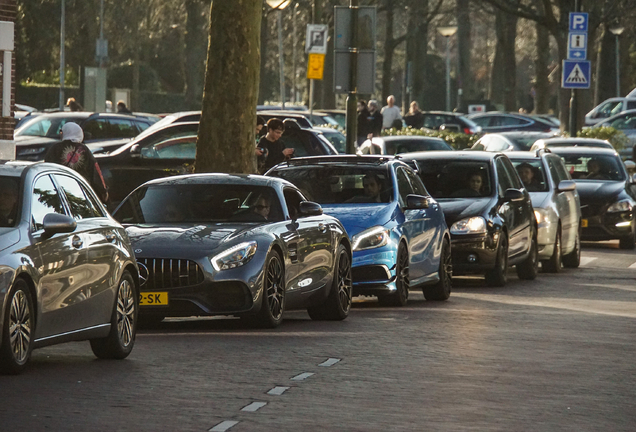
left=402, top=151, right=538, bottom=286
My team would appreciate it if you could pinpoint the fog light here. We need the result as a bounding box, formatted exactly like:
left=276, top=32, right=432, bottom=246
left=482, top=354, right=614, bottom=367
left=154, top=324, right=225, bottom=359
left=616, top=221, right=632, bottom=227
left=467, top=254, right=477, bottom=263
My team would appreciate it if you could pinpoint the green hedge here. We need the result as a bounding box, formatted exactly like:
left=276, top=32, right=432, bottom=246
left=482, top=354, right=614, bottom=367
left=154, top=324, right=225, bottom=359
left=382, top=126, right=479, bottom=150
left=576, top=126, right=629, bottom=150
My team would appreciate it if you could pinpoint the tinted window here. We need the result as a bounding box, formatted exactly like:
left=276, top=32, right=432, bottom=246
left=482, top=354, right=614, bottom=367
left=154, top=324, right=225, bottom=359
left=53, top=174, right=102, bottom=219
left=404, top=168, right=428, bottom=196
left=552, top=157, right=572, bottom=182
left=511, top=159, right=549, bottom=192
left=496, top=116, right=530, bottom=126
left=469, top=116, right=491, bottom=127
left=283, top=188, right=306, bottom=219
left=270, top=166, right=393, bottom=204
left=385, top=138, right=451, bottom=154
left=322, top=131, right=346, bottom=154
left=83, top=119, right=110, bottom=140
left=114, top=184, right=284, bottom=224
left=609, top=114, right=636, bottom=131
left=495, top=158, right=514, bottom=195
left=32, top=175, right=65, bottom=230
left=502, top=157, right=523, bottom=189
left=141, top=135, right=197, bottom=159
left=396, top=168, right=413, bottom=206
left=557, top=153, right=626, bottom=181
left=109, top=119, right=139, bottom=138
left=627, top=101, right=636, bottom=110
left=0, top=176, right=20, bottom=227
left=415, top=159, right=492, bottom=198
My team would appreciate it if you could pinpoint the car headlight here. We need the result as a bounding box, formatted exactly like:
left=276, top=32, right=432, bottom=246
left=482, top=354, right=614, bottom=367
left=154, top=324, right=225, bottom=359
left=450, top=217, right=487, bottom=234
left=534, top=208, right=550, bottom=225
left=211, top=241, right=257, bottom=271
left=352, top=226, right=390, bottom=251
left=607, top=200, right=632, bottom=213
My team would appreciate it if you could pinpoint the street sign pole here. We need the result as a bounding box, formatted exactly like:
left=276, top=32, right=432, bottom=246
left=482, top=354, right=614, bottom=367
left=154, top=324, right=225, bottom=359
left=345, top=0, right=359, bottom=155
left=565, top=3, right=587, bottom=137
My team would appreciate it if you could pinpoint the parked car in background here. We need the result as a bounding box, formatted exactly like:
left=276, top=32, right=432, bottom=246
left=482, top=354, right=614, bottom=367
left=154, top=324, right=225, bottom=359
left=257, top=110, right=313, bottom=128
left=267, top=155, right=452, bottom=305
left=0, top=161, right=139, bottom=374
left=314, top=127, right=346, bottom=154
left=402, top=151, right=538, bottom=286
left=530, top=137, right=613, bottom=152
left=467, top=112, right=559, bottom=133
left=134, top=110, right=200, bottom=138
left=592, top=109, right=636, bottom=146
left=531, top=114, right=561, bottom=128
left=550, top=147, right=636, bottom=249
left=14, top=104, right=38, bottom=127
left=97, top=121, right=337, bottom=208
left=14, top=112, right=153, bottom=161
left=256, top=104, right=308, bottom=111
left=319, top=109, right=346, bottom=128
left=358, top=135, right=453, bottom=155
left=471, top=131, right=557, bottom=152
left=113, top=174, right=352, bottom=327
left=585, top=97, right=636, bottom=126
left=507, top=151, right=582, bottom=271
left=420, top=111, right=482, bottom=135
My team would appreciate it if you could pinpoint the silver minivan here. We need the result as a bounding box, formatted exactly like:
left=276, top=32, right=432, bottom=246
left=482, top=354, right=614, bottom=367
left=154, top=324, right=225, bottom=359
left=507, top=150, right=582, bottom=272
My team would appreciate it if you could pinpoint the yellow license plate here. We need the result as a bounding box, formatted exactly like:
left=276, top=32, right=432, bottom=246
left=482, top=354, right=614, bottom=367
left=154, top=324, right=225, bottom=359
left=581, top=219, right=588, bottom=228
left=139, top=292, right=169, bottom=306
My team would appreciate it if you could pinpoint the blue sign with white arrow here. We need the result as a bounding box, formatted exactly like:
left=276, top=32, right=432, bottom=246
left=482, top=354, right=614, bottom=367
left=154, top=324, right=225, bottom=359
left=562, top=60, right=590, bottom=89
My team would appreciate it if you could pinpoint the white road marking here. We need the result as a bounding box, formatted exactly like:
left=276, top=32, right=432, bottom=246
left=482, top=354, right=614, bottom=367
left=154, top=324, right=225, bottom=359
left=628, top=262, right=636, bottom=269
left=291, top=372, right=314, bottom=381
left=209, top=420, right=239, bottom=432
left=241, top=402, right=267, bottom=412
left=319, top=358, right=340, bottom=367
left=267, top=386, right=290, bottom=396
left=580, top=257, right=598, bottom=266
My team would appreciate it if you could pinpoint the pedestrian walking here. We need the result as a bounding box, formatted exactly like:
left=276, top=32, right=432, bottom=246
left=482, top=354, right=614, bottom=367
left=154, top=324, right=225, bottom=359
left=117, top=100, right=132, bottom=114
left=357, top=100, right=371, bottom=145
left=404, top=101, right=425, bottom=129
left=256, top=118, right=294, bottom=174
left=381, top=95, right=402, bottom=129
left=367, top=100, right=383, bottom=137
left=44, top=122, right=109, bottom=203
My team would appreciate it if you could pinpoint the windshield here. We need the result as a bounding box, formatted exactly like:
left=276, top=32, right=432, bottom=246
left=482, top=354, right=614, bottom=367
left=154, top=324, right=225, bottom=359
left=0, top=176, right=20, bottom=228
left=270, top=166, right=393, bottom=204
left=322, top=131, right=346, bottom=154
left=16, top=116, right=84, bottom=138
left=311, top=114, right=340, bottom=127
left=510, top=160, right=549, bottom=192
left=114, top=184, right=284, bottom=224
left=557, top=153, right=626, bottom=181
left=507, top=136, right=542, bottom=151
left=415, top=160, right=493, bottom=198
left=385, top=138, right=451, bottom=154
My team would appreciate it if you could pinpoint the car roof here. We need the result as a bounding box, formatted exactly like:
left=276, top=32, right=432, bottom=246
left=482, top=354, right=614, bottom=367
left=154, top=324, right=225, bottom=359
left=141, top=173, right=294, bottom=188
left=505, top=151, right=559, bottom=161
left=375, top=135, right=445, bottom=142
left=495, top=131, right=557, bottom=137
left=274, top=155, right=399, bottom=168
left=548, top=147, right=620, bottom=156
left=540, top=137, right=610, bottom=145
left=400, top=150, right=498, bottom=161
left=0, top=160, right=33, bottom=177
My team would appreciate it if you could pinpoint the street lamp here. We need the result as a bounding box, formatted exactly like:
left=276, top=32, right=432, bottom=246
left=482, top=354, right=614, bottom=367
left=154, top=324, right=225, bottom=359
left=437, top=26, right=457, bottom=112
left=266, top=0, right=291, bottom=108
left=610, top=26, right=624, bottom=97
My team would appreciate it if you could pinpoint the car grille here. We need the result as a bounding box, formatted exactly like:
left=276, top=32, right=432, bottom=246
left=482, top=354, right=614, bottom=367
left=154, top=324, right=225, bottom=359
left=580, top=203, right=605, bottom=218
left=352, top=265, right=390, bottom=282
left=137, top=258, right=204, bottom=289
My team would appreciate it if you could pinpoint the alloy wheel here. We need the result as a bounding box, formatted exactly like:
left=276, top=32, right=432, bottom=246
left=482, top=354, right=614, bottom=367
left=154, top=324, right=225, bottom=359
left=9, top=290, right=32, bottom=365
left=266, top=256, right=284, bottom=320
left=116, top=279, right=135, bottom=348
left=337, top=251, right=353, bottom=313
left=397, top=245, right=410, bottom=302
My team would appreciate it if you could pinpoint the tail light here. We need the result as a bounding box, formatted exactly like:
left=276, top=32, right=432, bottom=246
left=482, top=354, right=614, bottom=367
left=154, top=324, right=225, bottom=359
left=463, top=127, right=472, bottom=134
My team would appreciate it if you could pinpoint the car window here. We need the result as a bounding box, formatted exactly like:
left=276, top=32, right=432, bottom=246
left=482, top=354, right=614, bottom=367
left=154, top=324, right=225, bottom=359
left=31, top=175, right=66, bottom=231
left=83, top=119, right=110, bottom=140
left=557, top=153, right=626, bottom=181
left=133, top=120, right=151, bottom=133
left=597, top=101, right=622, bottom=118
left=21, top=118, right=52, bottom=137
left=627, top=101, right=636, bottom=110
left=422, top=114, right=445, bottom=129
left=415, top=159, right=492, bottom=198
left=53, top=174, right=103, bottom=219
left=486, top=136, right=511, bottom=152
left=322, top=131, right=346, bottom=154
left=609, top=114, right=636, bottom=130
left=396, top=168, right=414, bottom=206
left=511, top=159, right=548, bottom=192
left=385, top=138, right=451, bottom=154
left=502, top=157, right=523, bottom=189
left=497, top=116, right=530, bottom=126
left=0, top=176, right=20, bottom=227
left=141, top=135, right=197, bottom=159
left=495, top=158, right=515, bottom=195
left=269, top=166, right=392, bottom=204
left=109, top=119, right=139, bottom=138
left=552, top=157, right=572, bottom=182
left=280, top=130, right=312, bottom=157
left=283, top=188, right=306, bottom=219
left=404, top=167, right=428, bottom=196
left=469, top=116, right=490, bottom=127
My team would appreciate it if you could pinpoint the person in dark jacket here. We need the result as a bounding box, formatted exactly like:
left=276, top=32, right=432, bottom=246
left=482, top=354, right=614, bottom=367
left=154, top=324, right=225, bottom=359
left=256, top=118, right=294, bottom=174
left=116, top=100, right=132, bottom=114
left=404, top=101, right=425, bottom=129
left=44, top=122, right=109, bottom=203
left=367, top=100, right=383, bottom=137
left=357, top=100, right=371, bottom=145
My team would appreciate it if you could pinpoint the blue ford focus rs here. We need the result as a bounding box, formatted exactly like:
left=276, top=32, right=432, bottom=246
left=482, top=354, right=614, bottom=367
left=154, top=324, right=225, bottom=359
left=267, top=155, right=451, bottom=306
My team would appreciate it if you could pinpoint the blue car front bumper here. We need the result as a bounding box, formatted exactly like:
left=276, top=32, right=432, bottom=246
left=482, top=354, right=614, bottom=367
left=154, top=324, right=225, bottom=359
left=350, top=246, right=398, bottom=296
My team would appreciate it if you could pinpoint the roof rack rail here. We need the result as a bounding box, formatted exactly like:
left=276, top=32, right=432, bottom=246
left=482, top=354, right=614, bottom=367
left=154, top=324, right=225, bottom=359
left=284, top=155, right=395, bottom=167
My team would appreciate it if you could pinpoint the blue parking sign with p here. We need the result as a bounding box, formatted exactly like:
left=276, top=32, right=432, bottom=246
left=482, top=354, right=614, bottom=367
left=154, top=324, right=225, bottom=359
left=569, top=13, right=588, bottom=32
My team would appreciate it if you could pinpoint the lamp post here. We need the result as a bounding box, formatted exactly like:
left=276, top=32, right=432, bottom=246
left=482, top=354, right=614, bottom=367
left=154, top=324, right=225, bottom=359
left=437, top=26, right=457, bottom=112
left=610, top=26, right=624, bottom=98
left=266, top=0, right=291, bottom=108
left=59, top=0, right=65, bottom=110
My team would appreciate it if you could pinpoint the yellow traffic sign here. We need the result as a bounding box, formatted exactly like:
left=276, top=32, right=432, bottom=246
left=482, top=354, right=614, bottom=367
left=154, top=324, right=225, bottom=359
left=307, top=53, right=325, bottom=80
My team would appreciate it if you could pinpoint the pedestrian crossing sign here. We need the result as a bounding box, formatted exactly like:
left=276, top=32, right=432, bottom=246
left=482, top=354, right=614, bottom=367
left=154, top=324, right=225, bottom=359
left=562, top=60, right=590, bottom=89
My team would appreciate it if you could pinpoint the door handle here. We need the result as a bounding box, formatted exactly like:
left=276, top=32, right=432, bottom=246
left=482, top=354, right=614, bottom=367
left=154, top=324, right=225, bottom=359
left=72, top=236, right=83, bottom=249
left=106, top=232, right=116, bottom=242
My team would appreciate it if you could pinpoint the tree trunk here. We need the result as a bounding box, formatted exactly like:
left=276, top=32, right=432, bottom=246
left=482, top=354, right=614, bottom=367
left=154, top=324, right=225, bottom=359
left=490, top=9, right=517, bottom=111
left=534, top=21, right=549, bottom=114
left=381, top=0, right=395, bottom=104
left=456, top=0, right=471, bottom=106
left=184, top=0, right=207, bottom=110
left=196, top=0, right=261, bottom=174
left=258, top=6, right=269, bottom=105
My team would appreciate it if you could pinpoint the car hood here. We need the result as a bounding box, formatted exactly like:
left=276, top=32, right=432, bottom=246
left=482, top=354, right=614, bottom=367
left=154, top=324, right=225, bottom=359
left=574, top=181, right=626, bottom=204
left=124, top=224, right=259, bottom=257
left=436, top=197, right=493, bottom=226
left=319, top=203, right=398, bottom=237
left=0, top=228, right=20, bottom=253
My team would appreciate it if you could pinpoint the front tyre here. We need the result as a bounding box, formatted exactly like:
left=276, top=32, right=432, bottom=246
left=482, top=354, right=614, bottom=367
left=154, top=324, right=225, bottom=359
left=542, top=229, right=562, bottom=273
left=308, top=244, right=352, bottom=320
left=253, top=250, right=285, bottom=328
left=0, top=279, right=34, bottom=375
left=90, top=270, right=138, bottom=360
left=516, top=236, right=538, bottom=280
left=485, top=234, right=508, bottom=287
left=378, top=242, right=409, bottom=306
left=422, top=238, right=452, bottom=301
left=562, top=227, right=581, bottom=268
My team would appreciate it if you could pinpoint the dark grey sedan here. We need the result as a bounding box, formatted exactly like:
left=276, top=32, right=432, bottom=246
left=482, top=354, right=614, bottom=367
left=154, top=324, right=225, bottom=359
left=0, top=161, right=139, bottom=374
left=112, top=174, right=353, bottom=328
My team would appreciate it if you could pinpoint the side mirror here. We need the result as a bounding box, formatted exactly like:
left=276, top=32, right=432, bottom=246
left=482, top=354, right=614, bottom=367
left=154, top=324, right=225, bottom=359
left=42, top=213, right=77, bottom=236
left=405, top=194, right=429, bottom=209
left=503, top=188, right=525, bottom=202
left=557, top=180, right=576, bottom=192
left=298, top=201, right=323, bottom=217
left=130, top=143, right=141, bottom=157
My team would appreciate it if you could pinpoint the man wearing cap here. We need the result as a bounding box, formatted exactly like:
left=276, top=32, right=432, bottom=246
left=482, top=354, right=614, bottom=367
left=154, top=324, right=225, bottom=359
left=44, top=122, right=109, bottom=203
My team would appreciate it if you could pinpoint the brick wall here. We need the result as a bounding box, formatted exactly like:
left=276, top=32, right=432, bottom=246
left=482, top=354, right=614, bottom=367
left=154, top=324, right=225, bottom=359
left=0, top=0, right=15, bottom=141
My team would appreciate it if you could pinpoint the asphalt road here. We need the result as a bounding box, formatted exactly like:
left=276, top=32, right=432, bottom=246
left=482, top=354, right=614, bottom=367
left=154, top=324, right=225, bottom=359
left=1, top=242, right=635, bottom=432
